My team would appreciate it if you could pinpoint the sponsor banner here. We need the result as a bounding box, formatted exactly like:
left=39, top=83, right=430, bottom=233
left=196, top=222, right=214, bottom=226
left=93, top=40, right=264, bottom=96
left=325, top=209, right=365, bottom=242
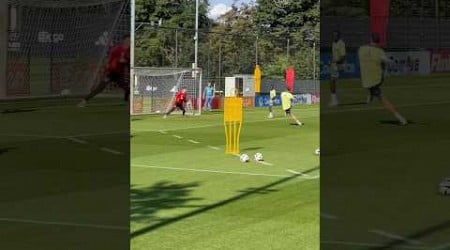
left=7, top=62, right=30, bottom=96
left=430, top=50, right=450, bottom=73
left=320, top=51, right=361, bottom=79
left=385, top=51, right=430, bottom=76
left=255, top=94, right=319, bottom=107
left=255, top=95, right=281, bottom=107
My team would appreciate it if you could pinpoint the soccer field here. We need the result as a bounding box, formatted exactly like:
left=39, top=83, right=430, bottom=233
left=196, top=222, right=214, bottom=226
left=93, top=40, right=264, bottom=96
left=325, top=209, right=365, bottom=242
left=321, top=74, right=450, bottom=249
left=0, top=98, right=129, bottom=249
left=131, top=105, right=320, bottom=250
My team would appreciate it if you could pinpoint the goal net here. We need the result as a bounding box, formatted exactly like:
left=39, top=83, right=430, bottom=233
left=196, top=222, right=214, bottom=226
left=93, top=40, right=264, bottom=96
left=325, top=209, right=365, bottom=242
left=5, top=0, right=130, bottom=98
left=131, top=67, right=203, bottom=116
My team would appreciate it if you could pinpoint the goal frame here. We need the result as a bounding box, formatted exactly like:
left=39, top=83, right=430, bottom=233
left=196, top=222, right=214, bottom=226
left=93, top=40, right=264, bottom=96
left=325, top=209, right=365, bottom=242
left=130, top=67, right=203, bottom=116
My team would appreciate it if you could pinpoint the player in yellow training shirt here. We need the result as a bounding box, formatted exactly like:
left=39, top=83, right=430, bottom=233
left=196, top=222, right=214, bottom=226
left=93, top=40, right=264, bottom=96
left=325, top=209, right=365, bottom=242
left=330, top=30, right=346, bottom=106
left=268, top=85, right=276, bottom=119
left=358, top=33, right=407, bottom=125
left=281, top=87, right=303, bottom=126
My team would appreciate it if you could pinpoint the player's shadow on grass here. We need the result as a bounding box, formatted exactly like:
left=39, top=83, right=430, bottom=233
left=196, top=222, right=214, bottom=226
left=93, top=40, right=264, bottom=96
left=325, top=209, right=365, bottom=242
left=130, top=167, right=316, bottom=238
left=339, top=102, right=368, bottom=106
left=131, top=181, right=202, bottom=223
left=0, top=147, right=15, bottom=155
left=242, top=147, right=264, bottom=151
left=368, top=220, right=450, bottom=250
left=378, top=120, right=416, bottom=126
left=1, top=108, right=37, bottom=114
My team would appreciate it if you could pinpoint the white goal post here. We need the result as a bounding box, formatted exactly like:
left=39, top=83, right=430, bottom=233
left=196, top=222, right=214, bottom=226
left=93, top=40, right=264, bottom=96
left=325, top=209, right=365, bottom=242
left=131, top=67, right=203, bottom=116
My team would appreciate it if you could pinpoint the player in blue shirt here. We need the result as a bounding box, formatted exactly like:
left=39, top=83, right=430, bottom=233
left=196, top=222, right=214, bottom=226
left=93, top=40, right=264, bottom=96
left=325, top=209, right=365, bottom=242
left=203, top=82, right=215, bottom=111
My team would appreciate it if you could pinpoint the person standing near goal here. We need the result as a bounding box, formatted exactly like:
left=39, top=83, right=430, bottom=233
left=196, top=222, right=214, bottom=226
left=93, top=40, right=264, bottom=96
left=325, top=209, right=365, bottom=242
left=329, top=30, right=346, bottom=107
left=203, top=82, right=215, bottom=111
left=358, top=33, right=407, bottom=125
left=268, top=85, right=276, bottom=118
left=164, top=87, right=187, bottom=118
left=281, top=87, right=303, bottom=126
left=77, top=34, right=130, bottom=107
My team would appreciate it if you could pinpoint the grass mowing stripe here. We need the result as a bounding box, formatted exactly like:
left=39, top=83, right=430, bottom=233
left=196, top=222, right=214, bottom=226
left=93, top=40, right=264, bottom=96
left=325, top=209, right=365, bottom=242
left=321, top=240, right=431, bottom=250
left=132, top=164, right=299, bottom=178
left=0, top=218, right=129, bottom=231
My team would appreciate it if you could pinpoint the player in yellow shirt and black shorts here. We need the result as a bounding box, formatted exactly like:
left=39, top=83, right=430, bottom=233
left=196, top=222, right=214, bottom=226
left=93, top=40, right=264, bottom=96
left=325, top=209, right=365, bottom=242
left=281, top=87, right=303, bottom=126
left=358, top=33, right=407, bottom=125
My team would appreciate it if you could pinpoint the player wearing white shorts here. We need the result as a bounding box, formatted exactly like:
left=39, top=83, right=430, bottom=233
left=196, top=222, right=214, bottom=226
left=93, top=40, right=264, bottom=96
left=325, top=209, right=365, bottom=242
left=268, top=85, right=276, bottom=118
left=330, top=31, right=346, bottom=107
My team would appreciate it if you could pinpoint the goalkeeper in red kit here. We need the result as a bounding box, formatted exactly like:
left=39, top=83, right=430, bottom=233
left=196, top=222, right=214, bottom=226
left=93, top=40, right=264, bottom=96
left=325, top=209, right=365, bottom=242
left=164, top=87, right=187, bottom=118
left=77, top=34, right=130, bottom=107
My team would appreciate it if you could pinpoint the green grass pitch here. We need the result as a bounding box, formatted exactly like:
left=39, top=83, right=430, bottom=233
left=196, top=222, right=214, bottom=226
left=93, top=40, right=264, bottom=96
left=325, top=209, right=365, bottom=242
left=131, top=105, right=320, bottom=250
left=0, top=97, right=129, bottom=249
left=321, top=74, right=450, bottom=249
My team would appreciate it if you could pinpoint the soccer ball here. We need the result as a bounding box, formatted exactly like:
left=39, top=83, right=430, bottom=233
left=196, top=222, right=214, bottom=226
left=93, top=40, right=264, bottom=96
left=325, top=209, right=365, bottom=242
left=439, top=178, right=450, bottom=195
left=315, top=148, right=320, bottom=155
left=240, top=154, right=250, bottom=163
left=254, top=152, right=264, bottom=161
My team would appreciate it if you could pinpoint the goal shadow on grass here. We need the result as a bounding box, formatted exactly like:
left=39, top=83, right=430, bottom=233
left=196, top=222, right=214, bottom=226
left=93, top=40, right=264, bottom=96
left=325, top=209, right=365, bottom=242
left=367, top=220, right=450, bottom=250
left=130, top=166, right=318, bottom=238
left=130, top=181, right=203, bottom=223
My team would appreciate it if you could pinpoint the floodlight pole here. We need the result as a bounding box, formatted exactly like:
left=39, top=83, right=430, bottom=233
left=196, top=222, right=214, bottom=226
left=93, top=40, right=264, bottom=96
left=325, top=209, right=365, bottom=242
left=194, top=0, right=199, bottom=69
left=313, top=41, right=316, bottom=81
left=130, top=0, right=135, bottom=114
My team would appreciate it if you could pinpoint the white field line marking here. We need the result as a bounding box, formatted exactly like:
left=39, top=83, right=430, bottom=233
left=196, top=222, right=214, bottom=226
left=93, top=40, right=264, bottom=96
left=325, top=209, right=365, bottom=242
left=0, top=217, right=128, bottom=231
left=255, top=161, right=274, bottom=166
left=320, top=213, right=339, bottom=220
left=321, top=240, right=430, bottom=250
left=188, top=139, right=200, bottom=144
left=132, top=164, right=304, bottom=178
left=369, top=229, right=424, bottom=245
left=287, top=169, right=302, bottom=175
left=100, top=147, right=123, bottom=155
left=66, top=137, right=88, bottom=144
left=134, top=114, right=319, bottom=133
left=208, top=145, right=220, bottom=150
left=323, top=100, right=450, bottom=114
left=158, top=130, right=167, bottom=134
left=172, top=135, right=183, bottom=139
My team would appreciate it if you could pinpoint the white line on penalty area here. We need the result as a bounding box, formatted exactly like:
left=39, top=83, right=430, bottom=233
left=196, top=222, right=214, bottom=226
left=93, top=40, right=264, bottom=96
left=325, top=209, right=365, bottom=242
left=158, top=130, right=168, bottom=134
left=100, top=147, right=123, bottom=155
left=66, top=137, right=88, bottom=144
left=135, top=115, right=319, bottom=133
left=369, top=229, right=424, bottom=245
left=188, top=139, right=201, bottom=144
left=172, top=135, right=183, bottom=139
left=208, top=146, right=220, bottom=150
left=323, top=100, right=450, bottom=114
left=320, top=213, right=339, bottom=220
left=255, top=161, right=274, bottom=166
left=131, top=164, right=309, bottom=179
left=321, top=240, right=430, bottom=250
left=0, top=218, right=128, bottom=231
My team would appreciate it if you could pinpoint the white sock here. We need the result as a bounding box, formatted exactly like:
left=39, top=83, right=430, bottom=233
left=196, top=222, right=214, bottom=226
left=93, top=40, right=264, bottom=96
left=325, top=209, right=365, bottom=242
left=331, top=94, right=338, bottom=103
left=394, top=113, right=407, bottom=124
